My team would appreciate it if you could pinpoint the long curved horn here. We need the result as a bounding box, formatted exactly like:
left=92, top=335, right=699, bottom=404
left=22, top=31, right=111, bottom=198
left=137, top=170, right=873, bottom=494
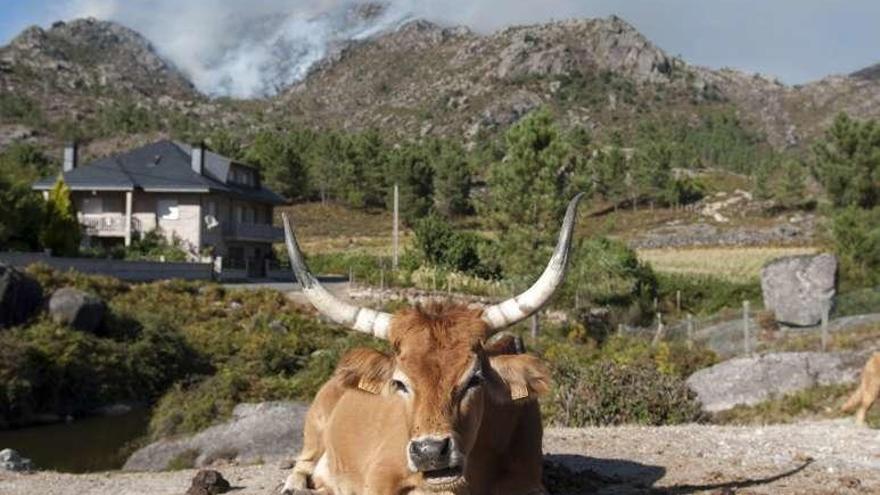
left=481, top=193, right=585, bottom=332
left=282, top=213, right=392, bottom=339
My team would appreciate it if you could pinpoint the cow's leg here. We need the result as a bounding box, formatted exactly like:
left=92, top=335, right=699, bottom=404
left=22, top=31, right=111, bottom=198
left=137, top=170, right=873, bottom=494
left=857, top=383, right=879, bottom=427
left=283, top=380, right=347, bottom=494
left=282, top=419, right=325, bottom=493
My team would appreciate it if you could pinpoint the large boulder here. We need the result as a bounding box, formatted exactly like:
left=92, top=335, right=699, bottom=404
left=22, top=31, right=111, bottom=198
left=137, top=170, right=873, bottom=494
left=48, top=287, right=106, bottom=332
left=0, top=448, right=33, bottom=472
left=686, top=351, right=866, bottom=413
left=761, top=253, right=837, bottom=326
left=124, top=401, right=308, bottom=471
left=0, top=263, right=43, bottom=329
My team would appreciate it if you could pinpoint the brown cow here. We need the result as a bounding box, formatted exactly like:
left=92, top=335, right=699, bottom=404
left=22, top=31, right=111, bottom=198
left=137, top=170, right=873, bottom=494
left=280, top=194, right=584, bottom=495
left=841, top=352, right=880, bottom=426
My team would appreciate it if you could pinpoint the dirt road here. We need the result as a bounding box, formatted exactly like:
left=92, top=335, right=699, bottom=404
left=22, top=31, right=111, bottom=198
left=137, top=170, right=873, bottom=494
left=2, top=420, right=878, bottom=494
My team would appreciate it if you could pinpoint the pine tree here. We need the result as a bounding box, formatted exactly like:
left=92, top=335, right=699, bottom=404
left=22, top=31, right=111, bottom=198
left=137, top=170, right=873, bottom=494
left=386, top=143, right=434, bottom=225
left=776, top=159, right=806, bottom=208
left=430, top=139, right=472, bottom=218
left=812, top=113, right=880, bottom=208
left=483, top=108, right=579, bottom=281
left=245, top=131, right=310, bottom=201
left=41, top=176, right=80, bottom=256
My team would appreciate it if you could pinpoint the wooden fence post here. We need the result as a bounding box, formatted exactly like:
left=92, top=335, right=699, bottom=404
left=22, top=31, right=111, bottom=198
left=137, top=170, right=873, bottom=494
left=686, top=313, right=694, bottom=350
left=743, top=300, right=751, bottom=356
left=530, top=313, right=540, bottom=339
left=651, top=312, right=665, bottom=347
left=676, top=290, right=682, bottom=315
left=821, top=308, right=830, bottom=352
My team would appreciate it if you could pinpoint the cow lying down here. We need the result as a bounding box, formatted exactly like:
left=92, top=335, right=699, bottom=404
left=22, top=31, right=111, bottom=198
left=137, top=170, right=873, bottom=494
left=280, top=194, right=584, bottom=495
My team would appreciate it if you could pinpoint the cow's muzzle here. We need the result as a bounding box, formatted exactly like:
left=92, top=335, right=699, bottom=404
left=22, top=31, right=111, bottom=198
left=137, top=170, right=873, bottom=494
left=408, top=435, right=460, bottom=472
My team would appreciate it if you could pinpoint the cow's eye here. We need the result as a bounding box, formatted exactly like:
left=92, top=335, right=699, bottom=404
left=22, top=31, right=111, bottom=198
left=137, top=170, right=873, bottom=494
left=466, top=372, right=483, bottom=390
left=392, top=379, right=409, bottom=394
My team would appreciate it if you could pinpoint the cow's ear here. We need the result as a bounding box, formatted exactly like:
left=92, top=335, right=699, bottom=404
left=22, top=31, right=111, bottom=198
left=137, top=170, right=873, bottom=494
left=334, top=347, right=394, bottom=395
left=487, top=354, right=551, bottom=403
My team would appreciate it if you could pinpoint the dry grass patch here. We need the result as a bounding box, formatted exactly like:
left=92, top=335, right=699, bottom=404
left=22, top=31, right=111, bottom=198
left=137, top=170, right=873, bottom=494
left=638, top=246, right=819, bottom=283
left=276, top=202, right=412, bottom=255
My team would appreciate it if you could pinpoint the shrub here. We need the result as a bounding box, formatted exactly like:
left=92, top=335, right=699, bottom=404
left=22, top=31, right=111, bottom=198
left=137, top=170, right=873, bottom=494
left=545, top=358, right=702, bottom=427
left=0, top=93, right=43, bottom=126
left=829, top=206, right=880, bottom=287
left=412, top=215, right=484, bottom=275
left=561, top=238, right=657, bottom=331
left=537, top=335, right=712, bottom=427
left=655, top=272, right=761, bottom=316
left=125, top=229, right=190, bottom=262
left=40, top=177, right=81, bottom=256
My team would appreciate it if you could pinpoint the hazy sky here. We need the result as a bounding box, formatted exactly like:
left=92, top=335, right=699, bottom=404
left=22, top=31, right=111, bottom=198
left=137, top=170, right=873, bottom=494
left=1, top=0, right=878, bottom=94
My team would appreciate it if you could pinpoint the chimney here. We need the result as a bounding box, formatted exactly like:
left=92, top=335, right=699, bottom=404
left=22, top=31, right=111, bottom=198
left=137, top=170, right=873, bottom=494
left=191, top=143, right=204, bottom=175
left=63, top=142, right=78, bottom=172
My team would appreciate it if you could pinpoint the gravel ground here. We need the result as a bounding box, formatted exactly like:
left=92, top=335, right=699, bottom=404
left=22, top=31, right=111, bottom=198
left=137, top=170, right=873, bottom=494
left=2, top=420, right=878, bottom=495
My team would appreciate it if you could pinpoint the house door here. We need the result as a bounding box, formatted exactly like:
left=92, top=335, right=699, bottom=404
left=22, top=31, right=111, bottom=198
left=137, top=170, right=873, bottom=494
left=249, top=247, right=266, bottom=278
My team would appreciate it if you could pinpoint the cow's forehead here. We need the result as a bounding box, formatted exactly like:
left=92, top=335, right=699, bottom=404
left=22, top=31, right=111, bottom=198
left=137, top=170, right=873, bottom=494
left=389, top=303, right=487, bottom=384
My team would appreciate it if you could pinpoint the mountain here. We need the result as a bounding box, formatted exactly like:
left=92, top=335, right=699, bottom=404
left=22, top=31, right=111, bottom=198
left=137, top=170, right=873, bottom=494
left=0, top=18, right=196, bottom=104
left=1, top=15, right=879, bottom=155
left=274, top=17, right=688, bottom=141
left=275, top=16, right=880, bottom=149
left=0, top=18, right=202, bottom=150
left=851, top=62, right=880, bottom=81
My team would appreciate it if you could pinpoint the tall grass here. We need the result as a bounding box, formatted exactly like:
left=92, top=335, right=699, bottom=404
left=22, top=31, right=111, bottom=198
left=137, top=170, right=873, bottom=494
left=638, top=246, right=818, bottom=283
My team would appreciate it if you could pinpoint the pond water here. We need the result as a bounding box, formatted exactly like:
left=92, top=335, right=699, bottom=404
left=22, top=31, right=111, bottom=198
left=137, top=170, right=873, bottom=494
left=0, top=408, right=150, bottom=473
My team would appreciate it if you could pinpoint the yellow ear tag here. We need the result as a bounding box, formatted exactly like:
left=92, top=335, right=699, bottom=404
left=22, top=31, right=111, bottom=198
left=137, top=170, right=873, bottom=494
left=510, top=382, right=529, bottom=401
left=358, top=377, right=382, bottom=395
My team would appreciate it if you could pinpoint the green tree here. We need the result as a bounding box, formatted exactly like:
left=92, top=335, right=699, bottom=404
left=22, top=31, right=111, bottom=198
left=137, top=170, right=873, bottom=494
left=430, top=139, right=472, bottom=217
left=41, top=177, right=81, bottom=256
left=829, top=207, right=880, bottom=287
left=591, top=146, right=628, bottom=208
left=245, top=131, right=310, bottom=201
left=0, top=177, right=45, bottom=251
left=812, top=113, right=880, bottom=208
left=483, top=108, right=580, bottom=280
left=386, top=143, right=434, bottom=225
left=206, top=129, right=244, bottom=160
left=0, top=142, right=53, bottom=184
left=633, top=140, right=675, bottom=208
left=0, top=144, right=53, bottom=251
left=776, top=159, right=806, bottom=208
left=413, top=215, right=481, bottom=274
left=752, top=159, right=773, bottom=200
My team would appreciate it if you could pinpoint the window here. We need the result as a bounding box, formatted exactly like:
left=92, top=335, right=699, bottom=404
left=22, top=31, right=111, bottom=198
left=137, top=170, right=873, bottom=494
left=157, top=199, right=179, bottom=220
left=81, top=197, right=103, bottom=214
left=234, top=205, right=243, bottom=223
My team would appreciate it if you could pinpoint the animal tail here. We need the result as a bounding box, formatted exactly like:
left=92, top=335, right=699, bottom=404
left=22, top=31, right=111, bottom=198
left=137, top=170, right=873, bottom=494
left=841, top=386, right=862, bottom=412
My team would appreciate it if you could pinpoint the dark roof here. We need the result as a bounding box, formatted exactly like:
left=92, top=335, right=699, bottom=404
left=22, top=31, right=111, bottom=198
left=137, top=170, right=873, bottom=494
left=33, top=140, right=287, bottom=205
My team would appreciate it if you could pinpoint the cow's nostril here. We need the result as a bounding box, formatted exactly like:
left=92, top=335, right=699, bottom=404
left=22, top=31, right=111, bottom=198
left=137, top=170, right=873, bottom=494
left=438, top=437, right=450, bottom=456
left=409, top=436, right=454, bottom=471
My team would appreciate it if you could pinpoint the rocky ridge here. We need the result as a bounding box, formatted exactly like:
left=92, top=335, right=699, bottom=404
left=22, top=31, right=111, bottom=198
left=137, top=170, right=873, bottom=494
left=1, top=15, right=879, bottom=154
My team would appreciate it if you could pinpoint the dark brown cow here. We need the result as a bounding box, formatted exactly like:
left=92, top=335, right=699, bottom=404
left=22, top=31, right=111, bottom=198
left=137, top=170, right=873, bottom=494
left=281, top=194, right=584, bottom=495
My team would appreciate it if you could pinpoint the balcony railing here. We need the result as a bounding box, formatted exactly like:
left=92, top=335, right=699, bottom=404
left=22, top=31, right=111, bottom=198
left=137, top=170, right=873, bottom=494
left=80, top=214, right=142, bottom=236
left=222, top=222, right=284, bottom=242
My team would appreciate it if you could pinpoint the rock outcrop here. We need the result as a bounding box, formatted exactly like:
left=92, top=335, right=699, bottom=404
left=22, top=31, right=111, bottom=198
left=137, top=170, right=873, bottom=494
left=0, top=263, right=43, bottom=329
left=686, top=351, right=865, bottom=413
left=124, top=402, right=308, bottom=472
left=186, top=470, right=231, bottom=495
left=761, top=254, right=837, bottom=327
left=0, top=448, right=33, bottom=472
left=48, top=287, right=106, bottom=332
